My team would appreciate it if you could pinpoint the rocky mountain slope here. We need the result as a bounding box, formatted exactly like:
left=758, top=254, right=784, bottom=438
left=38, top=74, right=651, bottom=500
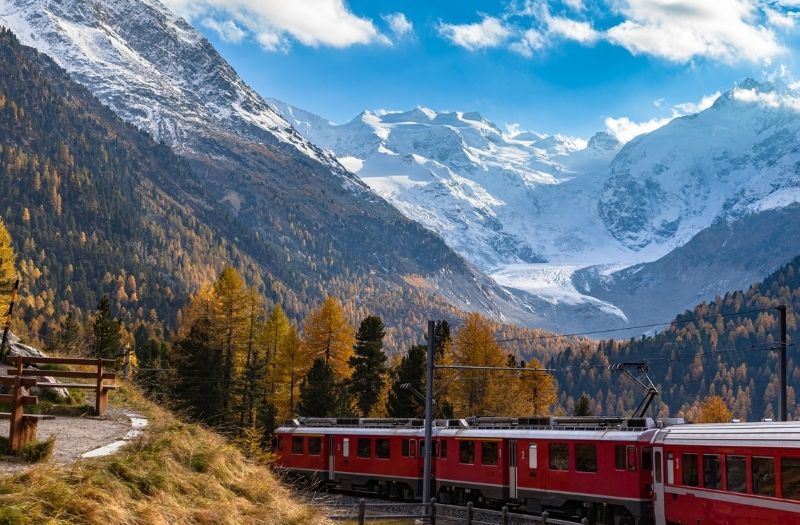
left=0, top=0, right=534, bottom=336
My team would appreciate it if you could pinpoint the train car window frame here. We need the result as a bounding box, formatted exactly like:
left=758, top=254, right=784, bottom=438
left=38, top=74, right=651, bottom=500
left=627, top=445, right=638, bottom=471
left=410, top=439, right=417, bottom=458
left=357, top=438, right=372, bottom=459
left=402, top=439, right=409, bottom=457
left=343, top=438, right=350, bottom=458
left=292, top=436, right=304, bottom=455
left=308, top=436, right=322, bottom=456
left=439, top=440, right=448, bottom=459
left=725, top=455, right=747, bottom=493
left=654, top=451, right=662, bottom=483
left=642, top=447, right=653, bottom=471
left=575, top=444, right=598, bottom=473
left=780, top=457, right=800, bottom=500
left=376, top=438, right=390, bottom=460
left=481, top=441, right=499, bottom=466
left=277, top=436, right=284, bottom=451
left=460, top=440, right=475, bottom=464
left=703, top=454, right=721, bottom=490
left=549, top=443, right=569, bottom=471
left=529, top=443, right=538, bottom=469
left=682, top=453, right=699, bottom=487
left=615, top=445, right=626, bottom=470
left=752, top=456, right=776, bottom=497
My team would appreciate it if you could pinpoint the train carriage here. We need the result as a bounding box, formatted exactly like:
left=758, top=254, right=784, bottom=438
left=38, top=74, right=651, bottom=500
left=654, top=422, right=800, bottom=525
left=435, top=417, right=657, bottom=524
left=275, top=418, right=427, bottom=499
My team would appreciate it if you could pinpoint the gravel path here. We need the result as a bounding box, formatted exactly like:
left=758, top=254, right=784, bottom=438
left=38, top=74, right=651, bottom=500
left=0, top=406, right=140, bottom=474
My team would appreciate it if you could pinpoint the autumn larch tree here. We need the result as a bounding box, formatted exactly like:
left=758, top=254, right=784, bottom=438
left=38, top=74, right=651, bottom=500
left=302, top=296, right=355, bottom=379
left=451, top=312, right=506, bottom=416
left=698, top=395, right=733, bottom=423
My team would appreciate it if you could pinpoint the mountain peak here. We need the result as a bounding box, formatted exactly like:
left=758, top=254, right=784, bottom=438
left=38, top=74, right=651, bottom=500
left=587, top=131, right=620, bottom=151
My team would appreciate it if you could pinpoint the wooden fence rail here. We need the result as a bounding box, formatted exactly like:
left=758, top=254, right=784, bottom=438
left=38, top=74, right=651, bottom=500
left=0, top=374, right=54, bottom=453
left=326, top=498, right=589, bottom=525
left=8, top=356, right=117, bottom=416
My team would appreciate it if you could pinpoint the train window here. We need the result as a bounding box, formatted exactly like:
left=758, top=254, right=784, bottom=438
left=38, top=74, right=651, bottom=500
left=376, top=439, right=390, bottom=459
left=781, top=457, right=800, bottom=500
left=460, top=441, right=475, bottom=464
left=752, top=456, right=776, bottom=497
left=308, top=437, right=322, bottom=456
left=654, top=451, right=662, bottom=483
left=576, top=444, right=598, bottom=473
left=439, top=440, right=448, bottom=459
left=726, top=456, right=746, bottom=493
left=481, top=442, right=499, bottom=466
left=549, top=443, right=569, bottom=471
left=529, top=444, right=538, bottom=469
left=277, top=436, right=284, bottom=451
left=402, top=439, right=409, bottom=457
left=627, top=446, right=637, bottom=471
left=615, top=445, right=626, bottom=470
left=703, top=455, right=721, bottom=489
left=642, top=448, right=652, bottom=471
left=682, top=454, right=699, bottom=486
left=357, top=438, right=372, bottom=459
left=291, top=437, right=304, bottom=455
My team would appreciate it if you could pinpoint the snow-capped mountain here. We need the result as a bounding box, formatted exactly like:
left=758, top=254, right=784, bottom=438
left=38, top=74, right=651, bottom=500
left=272, top=79, right=800, bottom=330
left=270, top=100, right=623, bottom=271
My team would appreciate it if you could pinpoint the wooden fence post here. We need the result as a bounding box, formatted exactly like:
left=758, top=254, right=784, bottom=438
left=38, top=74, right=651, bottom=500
left=95, top=357, right=105, bottom=416
left=466, top=501, right=473, bottom=525
left=501, top=506, right=509, bottom=525
left=429, top=497, right=437, bottom=525
left=541, top=510, right=549, bottom=525
left=357, top=498, right=366, bottom=525
left=7, top=362, right=23, bottom=453
left=581, top=518, right=590, bottom=525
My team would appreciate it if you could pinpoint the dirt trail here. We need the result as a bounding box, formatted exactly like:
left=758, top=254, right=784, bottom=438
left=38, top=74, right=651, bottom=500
left=0, top=406, right=145, bottom=474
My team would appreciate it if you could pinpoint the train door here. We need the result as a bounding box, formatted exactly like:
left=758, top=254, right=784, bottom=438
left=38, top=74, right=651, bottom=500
left=328, top=435, right=335, bottom=481
left=652, top=447, right=666, bottom=525
left=509, top=440, right=518, bottom=500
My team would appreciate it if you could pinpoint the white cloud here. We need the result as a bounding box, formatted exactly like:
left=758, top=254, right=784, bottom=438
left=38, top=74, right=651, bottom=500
left=605, top=91, right=722, bottom=143
left=732, top=87, right=800, bottom=111
left=161, top=0, right=386, bottom=49
left=547, top=16, right=600, bottom=43
left=383, top=13, right=414, bottom=37
left=765, top=7, right=797, bottom=28
left=510, top=28, right=546, bottom=57
left=606, top=0, right=784, bottom=63
left=201, top=18, right=247, bottom=43
left=437, top=16, right=512, bottom=51
left=563, top=0, right=584, bottom=11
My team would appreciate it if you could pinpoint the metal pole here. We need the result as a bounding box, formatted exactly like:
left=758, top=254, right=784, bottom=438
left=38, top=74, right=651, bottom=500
left=778, top=305, right=788, bottom=422
left=423, top=320, right=435, bottom=508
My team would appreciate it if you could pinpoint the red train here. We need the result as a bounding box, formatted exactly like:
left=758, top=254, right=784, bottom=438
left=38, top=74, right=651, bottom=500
left=274, top=417, right=800, bottom=525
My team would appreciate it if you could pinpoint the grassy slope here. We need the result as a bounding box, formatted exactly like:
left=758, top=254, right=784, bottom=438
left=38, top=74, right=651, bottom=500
left=0, top=385, right=328, bottom=525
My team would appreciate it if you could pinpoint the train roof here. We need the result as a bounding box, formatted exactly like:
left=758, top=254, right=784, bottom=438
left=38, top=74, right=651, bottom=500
left=275, top=416, right=680, bottom=441
left=653, top=421, right=800, bottom=448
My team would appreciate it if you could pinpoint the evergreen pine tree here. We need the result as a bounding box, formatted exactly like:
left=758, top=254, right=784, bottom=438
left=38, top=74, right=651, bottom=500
left=386, top=345, right=426, bottom=418
left=297, top=358, right=337, bottom=417
left=173, top=318, right=225, bottom=425
left=574, top=394, right=592, bottom=416
left=349, top=315, right=387, bottom=416
left=90, top=296, right=121, bottom=359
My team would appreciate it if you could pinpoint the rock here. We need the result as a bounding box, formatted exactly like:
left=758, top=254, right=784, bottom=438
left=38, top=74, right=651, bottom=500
left=2, top=331, right=70, bottom=400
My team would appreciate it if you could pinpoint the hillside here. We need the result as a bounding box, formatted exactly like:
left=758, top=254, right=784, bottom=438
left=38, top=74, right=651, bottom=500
left=0, top=384, right=326, bottom=524
left=0, top=26, right=508, bottom=351
left=0, top=0, right=533, bottom=340
left=513, top=255, right=800, bottom=421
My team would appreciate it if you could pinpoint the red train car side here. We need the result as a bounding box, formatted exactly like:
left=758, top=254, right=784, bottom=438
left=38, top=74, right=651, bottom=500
left=654, top=422, right=800, bottom=525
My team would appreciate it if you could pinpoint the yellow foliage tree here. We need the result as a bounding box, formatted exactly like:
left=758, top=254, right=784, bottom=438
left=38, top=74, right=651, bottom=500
left=0, top=217, right=17, bottom=315
left=301, top=296, right=355, bottom=379
left=451, top=312, right=506, bottom=416
left=272, top=323, right=311, bottom=421
left=509, top=358, right=558, bottom=416
left=698, top=395, right=733, bottom=423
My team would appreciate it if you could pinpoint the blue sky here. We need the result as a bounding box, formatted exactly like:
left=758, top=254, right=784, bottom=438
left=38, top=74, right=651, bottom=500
left=163, top=0, right=800, bottom=140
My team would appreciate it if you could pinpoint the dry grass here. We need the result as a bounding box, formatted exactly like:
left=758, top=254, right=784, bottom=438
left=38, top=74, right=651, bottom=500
left=0, top=384, right=330, bottom=525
